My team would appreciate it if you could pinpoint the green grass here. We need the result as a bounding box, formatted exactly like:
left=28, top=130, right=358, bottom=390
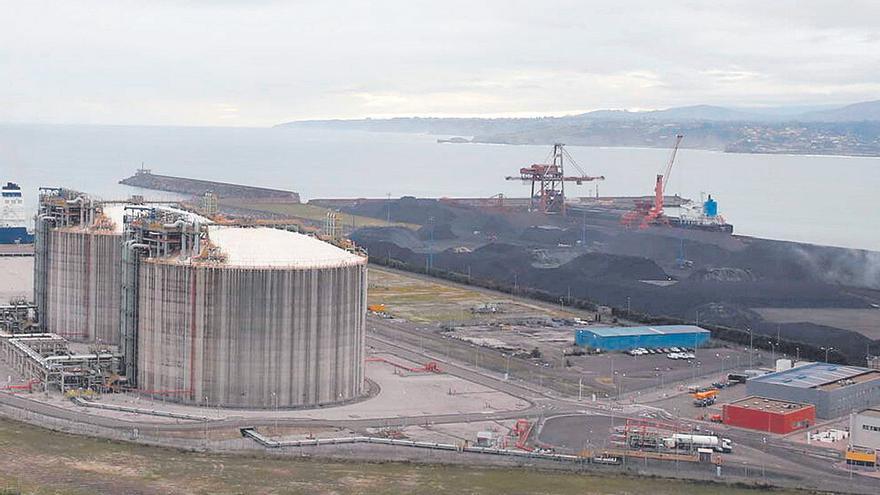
left=0, top=417, right=810, bottom=495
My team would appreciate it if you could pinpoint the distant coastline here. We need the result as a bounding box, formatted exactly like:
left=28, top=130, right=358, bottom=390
left=278, top=100, right=880, bottom=158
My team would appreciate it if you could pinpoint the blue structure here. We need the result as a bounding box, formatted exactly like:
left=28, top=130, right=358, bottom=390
left=746, top=362, right=880, bottom=419
left=0, top=182, right=34, bottom=244
left=703, top=195, right=718, bottom=217
left=575, top=325, right=710, bottom=351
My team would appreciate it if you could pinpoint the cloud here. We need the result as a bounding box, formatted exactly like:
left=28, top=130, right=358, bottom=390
left=0, top=1, right=878, bottom=125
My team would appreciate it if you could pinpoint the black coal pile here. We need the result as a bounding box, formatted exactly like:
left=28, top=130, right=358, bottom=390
left=347, top=196, right=458, bottom=225
left=351, top=227, right=425, bottom=250
left=417, top=223, right=456, bottom=241
left=477, top=214, right=519, bottom=237
left=689, top=267, right=757, bottom=282
left=557, top=253, right=668, bottom=282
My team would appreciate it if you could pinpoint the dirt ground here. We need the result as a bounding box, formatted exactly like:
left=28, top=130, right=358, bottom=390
left=0, top=417, right=813, bottom=495
left=368, top=266, right=582, bottom=324
left=0, top=257, right=32, bottom=303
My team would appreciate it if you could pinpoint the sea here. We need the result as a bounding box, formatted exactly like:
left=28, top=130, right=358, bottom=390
left=1, top=123, right=878, bottom=252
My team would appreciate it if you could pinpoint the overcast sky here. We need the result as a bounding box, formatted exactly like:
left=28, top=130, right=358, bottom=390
left=2, top=1, right=879, bottom=126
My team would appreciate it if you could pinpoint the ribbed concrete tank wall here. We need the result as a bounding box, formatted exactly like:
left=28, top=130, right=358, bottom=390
left=136, top=249, right=367, bottom=408
left=45, top=228, right=122, bottom=344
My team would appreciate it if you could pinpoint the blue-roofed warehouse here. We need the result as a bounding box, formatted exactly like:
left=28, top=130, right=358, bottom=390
left=575, top=325, right=710, bottom=351
left=746, top=362, right=880, bottom=418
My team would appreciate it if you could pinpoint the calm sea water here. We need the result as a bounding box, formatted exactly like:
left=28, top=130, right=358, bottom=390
left=1, top=123, right=877, bottom=251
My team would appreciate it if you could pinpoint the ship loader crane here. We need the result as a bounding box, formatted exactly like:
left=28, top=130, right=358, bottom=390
left=506, top=143, right=604, bottom=216
left=621, top=134, right=684, bottom=229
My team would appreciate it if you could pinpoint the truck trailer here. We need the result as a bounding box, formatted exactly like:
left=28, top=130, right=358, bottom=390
left=665, top=434, right=732, bottom=453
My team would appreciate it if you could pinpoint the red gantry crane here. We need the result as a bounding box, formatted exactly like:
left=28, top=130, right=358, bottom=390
left=621, top=134, right=684, bottom=229
left=506, top=143, right=604, bottom=216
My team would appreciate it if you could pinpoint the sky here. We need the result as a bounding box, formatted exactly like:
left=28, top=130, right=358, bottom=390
left=2, top=0, right=879, bottom=126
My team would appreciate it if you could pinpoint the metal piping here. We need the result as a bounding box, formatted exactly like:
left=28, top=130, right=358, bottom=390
left=120, top=240, right=149, bottom=384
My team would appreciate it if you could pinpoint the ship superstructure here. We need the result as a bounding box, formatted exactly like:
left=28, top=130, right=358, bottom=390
left=1, top=182, right=34, bottom=244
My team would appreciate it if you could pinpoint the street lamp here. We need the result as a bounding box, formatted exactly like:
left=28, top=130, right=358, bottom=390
left=747, top=327, right=753, bottom=368
left=822, top=346, right=835, bottom=363
left=272, top=391, right=278, bottom=433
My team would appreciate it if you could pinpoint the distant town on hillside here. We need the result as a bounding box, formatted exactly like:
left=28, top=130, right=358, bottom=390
left=279, top=100, right=880, bottom=157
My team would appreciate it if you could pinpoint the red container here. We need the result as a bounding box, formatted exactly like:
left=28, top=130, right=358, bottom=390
left=723, top=397, right=815, bottom=434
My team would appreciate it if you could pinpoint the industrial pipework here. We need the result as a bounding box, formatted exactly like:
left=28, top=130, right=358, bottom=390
left=118, top=205, right=208, bottom=386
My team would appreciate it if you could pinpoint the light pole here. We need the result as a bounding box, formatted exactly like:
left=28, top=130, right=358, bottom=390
left=748, top=328, right=753, bottom=368
left=768, top=341, right=776, bottom=363
left=272, top=391, right=278, bottom=433
left=822, top=346, right=835, bottom=363
left=203, top=395, right=209, bottom=449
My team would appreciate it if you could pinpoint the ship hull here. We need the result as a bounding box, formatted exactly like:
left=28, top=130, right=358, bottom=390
left=668, top=217, right=734, bottom=234
left=0, top=227, right=34, bottom=244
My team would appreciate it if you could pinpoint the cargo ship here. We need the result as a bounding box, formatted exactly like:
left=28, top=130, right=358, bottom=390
left=0, top=182, right=34, bottom=244
left=667, top=195, right=734, bottom=234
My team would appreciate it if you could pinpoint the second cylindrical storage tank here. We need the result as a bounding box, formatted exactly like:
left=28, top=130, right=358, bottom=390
left=136, top=226, right=367, bottom=408
left=45, top=205, right=125, bottom=344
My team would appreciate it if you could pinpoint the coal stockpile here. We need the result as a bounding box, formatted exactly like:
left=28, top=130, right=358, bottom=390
left=344, top=195, right=880, bottom=364
left=417, top=223, right=456, bottom=241
left=353, top=223, right=879, bottom=363
left=346, top=196, right=458, bottom=225
left=353, top=226, right=425, bottom=250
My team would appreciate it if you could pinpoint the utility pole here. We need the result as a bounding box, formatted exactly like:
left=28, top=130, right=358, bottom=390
left=386, top=193, right=392, bottom=223
left=272, top=391, right=278, bottom=433
left=748, top=328, right=753, bottom=369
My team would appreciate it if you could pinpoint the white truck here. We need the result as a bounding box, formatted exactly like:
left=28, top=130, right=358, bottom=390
left=665, top=434, right=732, bottom=453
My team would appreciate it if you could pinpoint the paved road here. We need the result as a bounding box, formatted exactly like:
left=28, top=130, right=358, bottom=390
left=1, top=314, right=876, bottom=493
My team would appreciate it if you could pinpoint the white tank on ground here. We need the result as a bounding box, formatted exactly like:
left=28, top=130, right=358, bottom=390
left=136, top=226, right=368, bottom=408
left=41, top=202, right=130, bottom=344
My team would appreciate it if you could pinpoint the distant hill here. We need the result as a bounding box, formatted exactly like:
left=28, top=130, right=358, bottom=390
left=279, top=100, right=880, bottom=130
left=799, top=100, right=880, bottom=122
left=276, top=100, right=880, bottom=157
left=632, top=105, right=764, bottom=122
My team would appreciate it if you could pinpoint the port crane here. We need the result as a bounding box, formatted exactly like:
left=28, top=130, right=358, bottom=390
left=621, top=134, right=684, bottom=229
left=506, top=143, right=604, bottom=216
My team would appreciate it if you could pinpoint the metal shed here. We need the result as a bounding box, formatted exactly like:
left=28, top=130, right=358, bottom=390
left=746, top=363, right=880, bottom=419
left=574, top=325, right=710, bottom=351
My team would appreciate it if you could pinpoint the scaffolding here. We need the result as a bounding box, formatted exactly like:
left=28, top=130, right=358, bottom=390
left=200, top=191, right=220, bottom=217
left=323, top=210, right=340, bottom=240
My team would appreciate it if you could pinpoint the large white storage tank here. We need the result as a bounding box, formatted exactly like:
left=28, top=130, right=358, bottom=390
left=136, top=226, right=368, bottom=408
left=41, top=202, right=128, bottom=344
